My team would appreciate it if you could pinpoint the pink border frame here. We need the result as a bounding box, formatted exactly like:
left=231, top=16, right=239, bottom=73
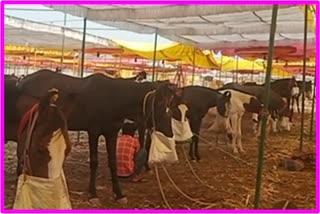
left=0, top=1, right=319, bottom=213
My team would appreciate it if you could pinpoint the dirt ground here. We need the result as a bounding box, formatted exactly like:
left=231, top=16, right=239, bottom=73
left=4, top=112, right=316, bottom=209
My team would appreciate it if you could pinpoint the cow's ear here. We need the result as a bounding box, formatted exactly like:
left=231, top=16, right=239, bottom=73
left=223, top=91, right=231, bottom=98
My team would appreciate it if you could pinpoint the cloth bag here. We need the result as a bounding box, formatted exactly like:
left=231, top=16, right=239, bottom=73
left=13, top=171, right=72, bottom=209
left=148, top=131, right=178, bottom=165
left=171, top=104, right=193, bottom=142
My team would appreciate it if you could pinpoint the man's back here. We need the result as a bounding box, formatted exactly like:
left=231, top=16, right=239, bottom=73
left=116, top=135, right=140, bottom=176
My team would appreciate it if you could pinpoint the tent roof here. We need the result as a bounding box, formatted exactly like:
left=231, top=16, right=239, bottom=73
left=5, top=15, right=117, bottom=50
left=44, top=4, right=315, bottom=49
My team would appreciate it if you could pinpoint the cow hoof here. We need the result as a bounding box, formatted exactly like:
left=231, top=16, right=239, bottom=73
left=233, top=150, right=239, bottom=154
left=116, top=197, right=128, bottom=205
left=191, top=159, right=197, bottom=163
left=89, top=198, right=102, bottom=206
left=240, top=149, right=246, bottom=154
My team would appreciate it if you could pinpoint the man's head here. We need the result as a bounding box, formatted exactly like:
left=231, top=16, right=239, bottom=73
left=122, top=122, right=137, bottom=137
left=137, top=71, right=147, bottom=81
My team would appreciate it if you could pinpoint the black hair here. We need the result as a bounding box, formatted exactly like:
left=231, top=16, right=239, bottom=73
left=122, top=122, right=137, bottom=137
left=138, top=71, right=147, bottom=79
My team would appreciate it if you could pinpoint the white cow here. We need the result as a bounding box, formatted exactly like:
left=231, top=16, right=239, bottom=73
left=208, top=89, right=263, bottom=154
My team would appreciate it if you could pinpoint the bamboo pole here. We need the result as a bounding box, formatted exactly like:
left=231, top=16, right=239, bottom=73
left=152, top=29, right=158, bottom=82
left=299, top=5, right=309, bottom=151
left=253, top=4, right=279, bottom=208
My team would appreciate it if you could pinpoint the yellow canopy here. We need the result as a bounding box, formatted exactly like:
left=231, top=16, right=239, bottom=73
left=114, top=40, right=220, bottom=69
left=216, top=55, right=292, bottom=77
left=300, top=4, right=316, bottom=32
left=5, top=44, right=73, bottom=57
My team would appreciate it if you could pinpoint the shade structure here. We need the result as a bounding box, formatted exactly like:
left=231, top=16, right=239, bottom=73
left=44, top=4, right=315, bottom=49
left=5, top=15, right=117, bottom=49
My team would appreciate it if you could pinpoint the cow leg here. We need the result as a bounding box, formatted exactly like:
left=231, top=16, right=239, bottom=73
left=252, top=122, right=258, bottom=134
left=251, top=113, right=259, bottom=134
left=229, top=115, right=239, bottom=154
left=255, top=120, right=262, bottom=138
left=189, top=139, right=196, bottom=160
left=137, top=125, right=151, bottom=171
left=271, top=118, right=278, bottom=133
left=287, top=97, right=292, bottom=112
left=296, top=97, right=300, bottom=113
left=236, top=114, right=245, bottom=153
left=138, top=123, right=146, bottom=149
left=144, top=130, right=152, bottom=171
left=104, top=127, right=126, bottom=203
left=193, top=119, right=203, bottom=161
left=16, top=157, right=22, bottom=177
left=290, top=97, right=295, bottom=113
left=189, top=118, right=198, bottom=161
left=226, top=117, right=233, bottom=144
left=88, top=129, right=100, bottom=200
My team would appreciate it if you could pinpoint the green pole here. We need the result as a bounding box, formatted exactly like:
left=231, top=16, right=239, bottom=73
left=80, top=17, right=87, bottom=78
left=77, top=17, right=87, bottom=143
left=299, top=5, right=309, bottom=151
left=251, top=60, right=255, bottom=82
left=236, top=55, right=239, bottom=83
left=253, top=4, right=278, bottom=208
left=191, top=48, right=196, bottom=85
left=219, top=53, right=223, bottom=80
left=60, top=13, right=67, bottom=69
left=309, top=79, right=316, bottom=140
left=152, top=29, right=158, bottom=82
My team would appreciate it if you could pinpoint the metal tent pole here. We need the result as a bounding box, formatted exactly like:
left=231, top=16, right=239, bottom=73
left=251, top=60, right=255, bottom=82
left=80, top=17, right=87, bottom=78
left=33, top=49, right=37, bottom=71
left=299, top=5, right=309, bottom=151
left=309, top=77, right=316, bottom=139
left=191, top=47, right=196, bottom=85
left=253, top=4, right=279, bottom=208
left=60, top=13, right=67, bottom=70
left=152, top=29, right=158, bottom=82
left=219, top=53, right=223, bottom=80
left=77, top=17, right=87, bottom=143
left=235, top=55, right=239, bottom=83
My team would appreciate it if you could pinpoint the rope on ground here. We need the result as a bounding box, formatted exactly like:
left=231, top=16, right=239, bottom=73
left=161, top=164, right=218, bottom=208
left=154, top=165, right=171, bottom=209
left=181, top=144, right=254, bottom=207
left=283, top=200, right=290, bottom=209
left=192, top=132, right=255, bottom=168
left=181, top=145, right=215, bottom=190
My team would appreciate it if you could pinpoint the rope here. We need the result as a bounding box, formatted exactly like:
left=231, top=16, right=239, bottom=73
left=282, top=200, right=290, bottom=209
left=181, top=144, right=254, bottom=207
left=181, top=145, right=215, bottom=190
left=192, top=132, right=255, bottom=168
left=22, top=110, right=39, bottom=176
left=161, top=164, right=218, bottom=207
left=142, top=90, right=156, bottom=116
left=142, top=90, right=156, bottom=149
left=154, top=165, right=171, bottom=209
